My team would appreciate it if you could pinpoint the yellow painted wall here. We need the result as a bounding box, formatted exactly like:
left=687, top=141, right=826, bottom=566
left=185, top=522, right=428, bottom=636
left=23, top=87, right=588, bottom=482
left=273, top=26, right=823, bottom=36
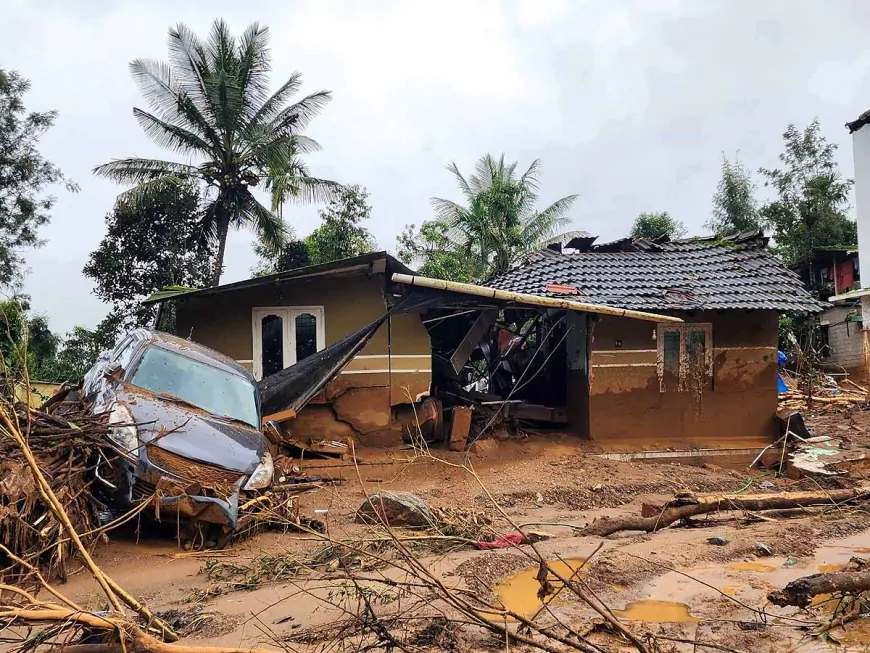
left=174, top=272, right=431, bottom=407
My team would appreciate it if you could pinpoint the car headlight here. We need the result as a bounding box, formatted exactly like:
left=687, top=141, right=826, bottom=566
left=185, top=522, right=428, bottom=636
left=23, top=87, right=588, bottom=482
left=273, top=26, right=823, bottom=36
left=243, top=452, right=274, bottom=491
left=108, top=403, right=139, bottom=460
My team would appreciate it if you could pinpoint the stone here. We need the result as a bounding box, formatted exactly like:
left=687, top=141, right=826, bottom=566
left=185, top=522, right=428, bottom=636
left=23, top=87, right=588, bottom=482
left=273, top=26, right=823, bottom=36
left=759, top=480, right=775, bottom=490
left=782, top=556, right=800, bottom=568
left=468, top=438, right=499, bottom=457
left=707, top=536, right=730, bottom=546
left=355, top=491, right=434, bottom=527
left=755, top=542, right=773, bottom=557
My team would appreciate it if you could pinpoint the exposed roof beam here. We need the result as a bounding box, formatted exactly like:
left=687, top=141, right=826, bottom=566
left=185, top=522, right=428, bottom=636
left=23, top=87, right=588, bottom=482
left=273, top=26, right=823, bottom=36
left=391, top=273, right=684, bottom=323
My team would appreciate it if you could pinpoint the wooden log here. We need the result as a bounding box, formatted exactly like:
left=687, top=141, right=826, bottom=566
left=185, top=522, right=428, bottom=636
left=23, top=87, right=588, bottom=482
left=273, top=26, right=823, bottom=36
left=639, top=490, right=863, bottom=518
left=768, top=570, right=870, bottom=607
left=585, top=489, right=869, bottom=537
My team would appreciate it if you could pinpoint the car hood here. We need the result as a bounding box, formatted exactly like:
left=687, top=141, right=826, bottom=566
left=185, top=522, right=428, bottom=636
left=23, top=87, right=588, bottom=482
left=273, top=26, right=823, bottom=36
left=119, top=388, right=265, bottom=475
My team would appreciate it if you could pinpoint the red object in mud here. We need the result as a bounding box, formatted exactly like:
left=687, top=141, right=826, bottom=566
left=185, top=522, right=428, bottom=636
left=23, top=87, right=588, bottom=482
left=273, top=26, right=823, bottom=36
left=477, top=533, right=525, bottom=549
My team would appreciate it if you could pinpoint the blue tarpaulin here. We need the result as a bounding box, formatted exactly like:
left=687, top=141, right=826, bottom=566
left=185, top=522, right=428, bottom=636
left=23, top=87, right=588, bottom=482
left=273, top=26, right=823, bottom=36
left=777, top=350, right=788, bottom=394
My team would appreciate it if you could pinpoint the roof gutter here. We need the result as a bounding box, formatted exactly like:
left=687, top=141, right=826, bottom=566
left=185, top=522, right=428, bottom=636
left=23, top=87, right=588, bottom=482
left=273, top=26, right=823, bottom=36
left=391, top=273, right=683, bottom=323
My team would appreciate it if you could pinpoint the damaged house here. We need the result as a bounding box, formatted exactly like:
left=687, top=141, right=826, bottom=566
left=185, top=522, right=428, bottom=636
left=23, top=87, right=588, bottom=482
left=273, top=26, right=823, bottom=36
left=146, top=232, right=821, bottom=451
left=483, top=231, right=823, bottom=446
left=146, top=252, right=433, bottom=445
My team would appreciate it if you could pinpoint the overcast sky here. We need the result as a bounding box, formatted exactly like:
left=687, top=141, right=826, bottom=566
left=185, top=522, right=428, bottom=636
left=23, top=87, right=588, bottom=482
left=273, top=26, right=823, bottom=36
left=3, top=0, right=870, bottom=333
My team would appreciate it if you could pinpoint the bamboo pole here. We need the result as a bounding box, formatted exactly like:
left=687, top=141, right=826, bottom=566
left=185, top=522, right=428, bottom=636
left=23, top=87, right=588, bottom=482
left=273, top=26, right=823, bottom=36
left=391, top=273, right=684, bottom=324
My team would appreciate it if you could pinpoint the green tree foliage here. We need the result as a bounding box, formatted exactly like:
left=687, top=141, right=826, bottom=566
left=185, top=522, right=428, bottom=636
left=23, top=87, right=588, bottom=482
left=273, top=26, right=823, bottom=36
left=93, top=19, right=339, bottom=285
left=397, top=221, right=471, bottom=282
left=707, top=154, right=760, bottom=236
left=399, top=155, right=579, bottom=282
left=51, top=321, right=119, bottom=382
left=304, top=185, right=377, bottom=265
left=251, top=236, right=310, bottom=276
left=629, top=211, right=686, bottom=240
left=253, top=185, right=375, bottom=274
left=0, top=69, right=77, bottom=289
left=0, top=299, right=60, bottom=380
left=0, top=298, right=116, bottom=384
left=759, top=119, right=856, bottom=267
left=83, top=183, right=215, bottom=332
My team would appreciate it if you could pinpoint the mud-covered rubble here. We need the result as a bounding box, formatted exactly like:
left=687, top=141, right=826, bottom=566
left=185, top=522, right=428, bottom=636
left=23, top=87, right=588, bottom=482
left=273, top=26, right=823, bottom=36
left=6, top=400, right=870, bottom=653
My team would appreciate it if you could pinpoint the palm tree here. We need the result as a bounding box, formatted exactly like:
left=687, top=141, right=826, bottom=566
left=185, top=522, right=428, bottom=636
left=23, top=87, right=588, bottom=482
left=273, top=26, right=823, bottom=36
left=93, top=19, right=339, bottom=285
left=430, top=154, right=580, bottom=280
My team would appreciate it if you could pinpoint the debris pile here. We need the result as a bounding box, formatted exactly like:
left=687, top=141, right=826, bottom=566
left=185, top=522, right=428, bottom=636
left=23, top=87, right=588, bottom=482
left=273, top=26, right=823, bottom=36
left=779, top=369, right=868, bottom=409
left=0, top=399, right=121, bottom=580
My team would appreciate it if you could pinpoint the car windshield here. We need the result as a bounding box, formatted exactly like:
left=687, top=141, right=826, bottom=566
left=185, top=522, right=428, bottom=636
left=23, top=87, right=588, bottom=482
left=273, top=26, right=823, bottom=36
left=130, top=346, right=259, bottom=428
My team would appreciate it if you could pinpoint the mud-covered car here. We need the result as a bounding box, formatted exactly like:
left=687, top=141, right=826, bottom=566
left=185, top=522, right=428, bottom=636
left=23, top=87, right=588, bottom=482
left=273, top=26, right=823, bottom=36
left=81, top=329, right=272, bottom=530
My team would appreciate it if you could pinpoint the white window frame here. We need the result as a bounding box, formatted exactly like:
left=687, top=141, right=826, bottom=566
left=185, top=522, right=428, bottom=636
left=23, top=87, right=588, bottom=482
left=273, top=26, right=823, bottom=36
left=252, top=306, right=325, bottom=380
left=656, top=323, right=713, bottom=393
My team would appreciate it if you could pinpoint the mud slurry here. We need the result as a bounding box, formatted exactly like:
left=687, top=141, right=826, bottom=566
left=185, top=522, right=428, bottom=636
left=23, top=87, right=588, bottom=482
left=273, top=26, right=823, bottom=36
left=613, top=599, right=699, bottom=623
left=491, top=557, right=588, bottom=618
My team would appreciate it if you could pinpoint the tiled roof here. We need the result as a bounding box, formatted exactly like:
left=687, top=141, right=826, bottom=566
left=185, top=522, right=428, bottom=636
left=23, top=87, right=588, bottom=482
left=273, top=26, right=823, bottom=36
left=486, top=234, right=824, bottom=313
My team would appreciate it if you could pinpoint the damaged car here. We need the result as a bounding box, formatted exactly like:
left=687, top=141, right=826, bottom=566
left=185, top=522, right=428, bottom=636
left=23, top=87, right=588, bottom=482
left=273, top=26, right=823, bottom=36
left=79, top=328, right=272, bottom=534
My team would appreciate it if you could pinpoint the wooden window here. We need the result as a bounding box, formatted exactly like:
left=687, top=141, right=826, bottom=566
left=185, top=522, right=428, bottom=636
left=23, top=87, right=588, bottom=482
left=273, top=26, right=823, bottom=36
left=252, top=307, right=325, bottom=380
left=656, top=323, right=713, bottom=392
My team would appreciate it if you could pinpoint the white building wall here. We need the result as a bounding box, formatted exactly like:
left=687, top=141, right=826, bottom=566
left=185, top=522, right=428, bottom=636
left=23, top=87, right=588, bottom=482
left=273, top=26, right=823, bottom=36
left=822, top=305, right=864, bottom=370
left=853, top=126, right=870, bottom=287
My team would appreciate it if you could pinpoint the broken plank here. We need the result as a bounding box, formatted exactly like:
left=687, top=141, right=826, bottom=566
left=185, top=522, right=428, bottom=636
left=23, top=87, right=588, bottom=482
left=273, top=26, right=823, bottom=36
left=262, top=408, right=297, bottom=425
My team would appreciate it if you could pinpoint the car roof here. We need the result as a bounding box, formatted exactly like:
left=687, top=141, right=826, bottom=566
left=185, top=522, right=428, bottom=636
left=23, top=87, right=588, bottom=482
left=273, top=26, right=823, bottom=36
left=133, top=329, right=254, bottom=381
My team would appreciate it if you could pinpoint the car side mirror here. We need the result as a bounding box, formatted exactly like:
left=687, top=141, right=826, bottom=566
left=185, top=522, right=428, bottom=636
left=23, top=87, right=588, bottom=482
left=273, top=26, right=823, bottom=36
left=103, top=361, right=122, bottom=378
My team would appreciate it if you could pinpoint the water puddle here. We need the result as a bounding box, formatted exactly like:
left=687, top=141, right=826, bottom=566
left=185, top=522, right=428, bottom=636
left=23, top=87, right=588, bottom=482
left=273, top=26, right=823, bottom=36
left=491, top=558, right=588, bottom=618
left=817, top=563, right=846, bottom=573
left=613, top=599, right=699, bottom=623
left=727, top=561, right=777, bottom=573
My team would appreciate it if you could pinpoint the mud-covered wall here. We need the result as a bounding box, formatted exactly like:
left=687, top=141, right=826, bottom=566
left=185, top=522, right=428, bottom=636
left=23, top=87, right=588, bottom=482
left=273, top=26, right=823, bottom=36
left=587, top=310, right=779, bottom=447
left=174, top=272, right=432, bottom=443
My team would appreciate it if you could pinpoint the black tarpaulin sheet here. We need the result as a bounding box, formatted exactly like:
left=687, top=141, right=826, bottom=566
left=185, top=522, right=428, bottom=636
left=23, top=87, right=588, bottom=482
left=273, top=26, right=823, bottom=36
left=256, top=286, right=548, bottom=416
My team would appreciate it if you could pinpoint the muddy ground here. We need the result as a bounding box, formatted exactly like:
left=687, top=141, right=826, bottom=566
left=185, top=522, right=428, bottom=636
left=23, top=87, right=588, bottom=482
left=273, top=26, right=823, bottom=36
left=54, top=405, right=870, bottom=652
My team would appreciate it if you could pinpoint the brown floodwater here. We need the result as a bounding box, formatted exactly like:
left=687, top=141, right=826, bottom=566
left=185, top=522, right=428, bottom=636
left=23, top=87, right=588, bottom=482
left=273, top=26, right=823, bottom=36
left=613, top=599, right=700, bottom=623
left=491, top=558, right=588, bottom=618
left=816, top=563, right=846, bottom=573
left=727, top=561, right=778, bottom=573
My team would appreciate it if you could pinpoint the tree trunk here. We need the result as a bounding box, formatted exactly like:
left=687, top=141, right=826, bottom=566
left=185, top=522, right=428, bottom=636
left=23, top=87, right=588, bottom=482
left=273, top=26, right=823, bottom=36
left=211, top=208, right=232, bottom=286
left=769, top=570, right=870, bottom=607
left=582, top=489, right=869, bottom=537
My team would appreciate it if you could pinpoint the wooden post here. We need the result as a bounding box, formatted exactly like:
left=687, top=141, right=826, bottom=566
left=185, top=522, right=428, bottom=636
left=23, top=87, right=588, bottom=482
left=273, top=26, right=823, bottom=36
left=448, top=407, right=472, bottom=451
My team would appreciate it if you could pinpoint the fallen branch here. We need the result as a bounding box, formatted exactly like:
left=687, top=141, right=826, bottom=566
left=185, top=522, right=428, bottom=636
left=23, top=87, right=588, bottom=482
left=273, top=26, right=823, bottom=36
left=0, top=400, right=177, bottom=642
left=584, top=489, right=869, bottom=536
left=768, top=570, right=870, bottom=607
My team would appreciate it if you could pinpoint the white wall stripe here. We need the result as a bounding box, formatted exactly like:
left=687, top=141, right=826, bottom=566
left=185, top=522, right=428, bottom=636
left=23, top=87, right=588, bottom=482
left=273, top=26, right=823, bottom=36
left=593, top=349, right=656, bottom=354
left=340, top=369, right=431, bottom=375
left=353, top=354, right=431, bottom=359
left=713, top=346, right=777, bottom=351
